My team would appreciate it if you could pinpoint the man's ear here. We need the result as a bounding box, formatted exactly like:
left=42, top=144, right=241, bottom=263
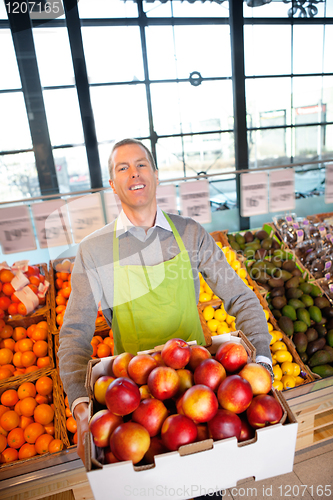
left=155, top=170, right=159, bottom=186
left=109, top=179, right=117, bottom=194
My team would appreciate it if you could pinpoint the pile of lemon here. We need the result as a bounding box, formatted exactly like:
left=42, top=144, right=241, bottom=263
left=202, top=302, right=236, bottom=336
left=270, top=331, right=303, bottom=390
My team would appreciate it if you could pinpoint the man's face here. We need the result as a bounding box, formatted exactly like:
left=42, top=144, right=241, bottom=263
left=109, top=144, right=159, bottom=212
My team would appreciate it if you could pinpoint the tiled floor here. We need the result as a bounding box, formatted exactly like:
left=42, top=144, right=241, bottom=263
left=224, top=440, right=333, bottom=500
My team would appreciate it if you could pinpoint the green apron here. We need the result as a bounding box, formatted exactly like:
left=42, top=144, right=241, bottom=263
left=112, top=213, right=205, bottom=355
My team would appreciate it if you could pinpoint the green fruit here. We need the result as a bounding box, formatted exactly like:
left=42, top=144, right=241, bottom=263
left=306, top=328, right=318, bottom=343
left=314, top=296, right=330, bottom=309
left=261, top=237, right=273, bottom=250
left=293, top=332, right=308, bottom=354
left=272, top=309, right=282, bottom=320
left=235, top=233, right=246, bottom=245
left=300, top=294, right=314, bottom=307
left=311, top=364, right=333, bottom=378
left=230, top=241, right=241, bottom=251
left=288, top=299, right=306, bottom=310
left=297, top=308, right=311, bottom=328
left=278, top=316, right=294, bottom=336
left=310, top=285, right=322, bottom=297
left=308, top=350, right=332, bottom=368
left=279, top=270, right=294, bottom=282
left=327, top=329, right=333, bottom=348
left=308, top=306, right=322, bottom=323
left=285, top=276, right=300, bottom=289
left=282, top=260, right=296, bottom=272
left=286, top=288, right=303, bottom=299
left=306, top=337, right=326, bottom=356
left=299, top=282, right=313, bottom=295
left=271, top=296, right=287, bottom=310
left=282, top=305, right=297, bottom=321
left=293, top=320, right=308, bottom=333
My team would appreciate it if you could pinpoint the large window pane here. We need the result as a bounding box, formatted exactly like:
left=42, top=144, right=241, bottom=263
left=33, top=28, right=75, bottom=87
left=82, top=27, right=144, bottom=84
left=248, top=128, right=291, bottom=169
left=145, top=26, right=177, bottom=80
left=293, top=76, right=323, bottom=125
left=43, top=89, right=84, bottom=146
left=246, top=77, right=292, bottom=128
left=171, top=1, right=228, bottom=17
left=244, top=25, right=291, bottom=76
left=78, top=0, right=138, bottom=18
left=0, top=92, right=32, bottom=151
left=294, top=125, right=324, bottom=160
left=53, top=146, right=90, bottom=193
left=324, top=26, right=333, bottom=73
left=323, top=76, right=333, bottom=122
left=0, top=30, right=21, bottom=90
left=156, top=137, right=185, bottom=180
left=183, top=132, right=235, bottom=176
left=0, top=152, right=40, bottom=202
left=293, top=26, right=324, bottom=75
left=151, top=80, right=233, bottom=137
left=322, top=124, right=333, bottom=159
left=244, top=3, right=289, bottom=17
left=90, top=85, right=150, bottom=142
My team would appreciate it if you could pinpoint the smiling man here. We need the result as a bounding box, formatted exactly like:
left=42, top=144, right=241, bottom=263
left=58, top=139, right=273, bottom=493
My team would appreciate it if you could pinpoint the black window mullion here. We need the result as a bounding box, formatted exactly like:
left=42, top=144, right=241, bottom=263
left=6, top=0, right=59, bottom=196
left=63, top=0, right=102, bottom=189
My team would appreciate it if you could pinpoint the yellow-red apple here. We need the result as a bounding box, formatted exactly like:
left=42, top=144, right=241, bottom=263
left=128, top=354, right=157, bottom=385
left=94, top=376, right=115, bottom=405
left=132, top=398, right=168, bottom=437
left=112, top=352, right=133, bottom=378
left=161, top=338, right=191, bottom=369
left=215, top=342, right=248, bottom=373
left=105, top=377, right=141, bottom=416
left=88, top=409, right=122, bottom=447
left=246, top=394, right=283, bottom=429
left=182, top=384, right=218, bottom=423
left=147, top=366, right=180, bottom=400
left=194, top=358, right=226, bottom=391
left=238, top=363, right=272, bottom=395
left=161, top=414, right=197, bottom=451
left=217, top=374, right=253, bottom=414
left=208, top=409, right=242, bottom=441
left=110, top=421, right=150, bottom=464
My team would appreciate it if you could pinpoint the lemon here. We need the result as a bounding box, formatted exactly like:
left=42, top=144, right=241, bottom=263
left=281, top=361, right=294, bottom=376
left=263, top=309, right=270, bottom=321
left=231, top=260, right=241, bottom=271
left=271, top=341, right=287, bottom=353
left=222, top=246, right=229, bottom=255
left=281, top=375, right=296, bottom=389
left=207, top=319, right=220, bottom=332
left=237, top=268, right=247, bottom=279
left=203, top=305, right=215, bottom=322
left=241, top=278, right=249, bottom=286
left=272, top=357, right=277, bottom=366
left=214, top=308, right=227, bottom=322
left=273, top=365, right=282, bottom=381
left=267, top=322, right=273, bottom=333
left=231, top=321, right=237, bottom=331
left=295, top=376, right=304, bottom=386
left=212, top=294, right=220, bottom=300
left=216, top=241, right=222, bottom=249
left=204, top=283, right=214, bottom=295
left=228, top=250, right=236, bottom=263
left=271, top=330, right=283, bottom=342
left=292, top=363, right=301, bottom=377
left=270, top=332, right=277, bottom=345
left=273, top=350, right=293, bottom=363
left=200, top=285, right=204, bottom=294
left=199, top=292, right=212, bottom=303
left=272, top=380, right=284, bottom=391
left=226, top=314, right=236, bottom=326
left=217, top=323, right=230, bottom=335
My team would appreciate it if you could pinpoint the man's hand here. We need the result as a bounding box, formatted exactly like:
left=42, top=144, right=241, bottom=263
left=74, top=402, right=89, bottom=466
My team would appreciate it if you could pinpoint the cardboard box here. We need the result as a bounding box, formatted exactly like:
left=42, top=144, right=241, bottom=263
left=85, top=334, right=298, bottom=500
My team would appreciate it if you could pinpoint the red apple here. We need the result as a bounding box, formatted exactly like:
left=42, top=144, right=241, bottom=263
left=112, top=352, right=134, bottom=378
left=188, top=345, right=211, bottom=371
left=208, top=409, right=242, bottom=441
left=194, top=358, right=226, bottom=391
left=110, top=421, right=150, bottom=464
left=88, top=409, right=122, bottom=447
left=139, top=384, right=152, bottom=400
left=144, top=436, right=168, bottom=464
left=182, top=384, right=218, bottom=423
left=215, top=342, right=248, bottom=373
left=147, top=366, right=180, bottom=400
left=246, top=394, right=283, bottom=429
left=161, top=414, right=198, bottom=451
left=127, top=354, right=157, bottom=385
left=176, top=369, right=194, bottom=396
left=132, top=398, right=168, bottom=437
left=150, top=352, right=166, bottom=367
left=238, top=413, right=255, bottom=442
left=104, top=447, right=120, bottom=464
left=94, top=375, right=115, bottom=405
left=105, top=377, right=141, bottom=416
left=196, top=424, right=209, bottom=442
left=161, top=338, right=191, bottom=369
left=238, top=363, right=272, bottom=396
left=217, top=374, right=253, bottom=414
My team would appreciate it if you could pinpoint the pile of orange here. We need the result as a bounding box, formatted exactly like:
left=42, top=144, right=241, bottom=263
left=0, top=319, right=52, bottom=381
left=0, top=376, right=64, bottom=463
left=0, top=266, right=47, bottom=319
left=63, top=394, right=78, bottom=445
left=91, top=330, right=114, bottom=359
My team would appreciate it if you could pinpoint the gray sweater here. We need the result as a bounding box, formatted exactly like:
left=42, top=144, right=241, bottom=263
left=58, top=212, right=272, bottom=410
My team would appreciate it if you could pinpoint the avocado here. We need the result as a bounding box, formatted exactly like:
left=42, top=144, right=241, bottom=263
left=308, top=350, right=332, bottom=368
left=299, top=282, right=313, bottom=295
left=268, top=277, right=284, bottom=288
left=282, top=260, right=296, bottom=272
left=279, top=270, right=294, bottom=282
left=306, top=328, right=318, bottom=342
left=314, top=296, right=330, bottom=309
left=230, top=241, right=241, bottom=251
left=244, top=247, right=256, bottom=258
left=327, top=329, right=333, bottom=347
left=308, top=306, right=322, bottom=323
left=310, top=285, right=322, bottom=297
left=272, top=296, right=287, bottom=310
left=278, top=316, right=294, bottom=336
left=272, top=309, right=282, bottom=320
left=291, top=268, right=303, bottom=278
left=235, top=233, right=246, bottom=245
left=288, top=299, right=306, bottom=310
left=228, top=233, right=236, bottom=241
left=323, top=345, right=333, bottom=363
left=314, top=324, right=327, bottom=338
left=271, top=239, right=280, bottom=250
left=270, top=257, right=283, bottom=268
left=261, top=237, right=273, bottom=250
left=264, top=262, right=279, bottom=276
left=311, top=364, right=333, bottom=378
left=244, top=231, right=254, bottom=243
left=270, top=286, right=286, bottom=298
left=297, top=308, right=311, bottom=328
left=306, top=337, right=326, bottom=356
left=322, top=307, right=333, bottom=319
left=255, top=248, right=267, bottom=260
left=293, top=332, right=308, bottom=354
left=282, top=305, right=297, bottom=321
left=300, top=294, right=314, bottom=308
left=293, top=320, right=308, bottom=333
left=255, top=271, right=270, bottom=284
left=286, top=288, right=303, bottom=300
left=285, top=276, right=301, bottom=289
left=255, top=230, right=270, bottom=241
left=300, top=352, right=308, bottom=363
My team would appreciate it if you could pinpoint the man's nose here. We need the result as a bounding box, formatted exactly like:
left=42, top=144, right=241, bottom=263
left=130, top=166, right=140, bottom=177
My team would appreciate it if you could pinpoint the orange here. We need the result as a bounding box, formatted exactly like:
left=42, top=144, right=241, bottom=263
left=55, top=278, right=63, bottom=290
left=18, top=382, right=36, bottom=400
left=20, top=397, right=37, bottom=417
left=0, top=325, right=14, bottom=339
left=48, top=438, right=64, bottom=453
left=12, top=351, right=23, bottom=367
left=91, top=344, right=97, bottom=357
left=1, top=389, right=19, bottom=407
left=29, top=276, right=40, bottom=287
left=37, top=321, right=48, bottom=330
left=64, top=395, right=69, bottom=407
left=14, top=400, right=22, bottom=415
left=2, top=363, right=15, bottom=373
left=61, top=287, right=71, bottom=299
left=56, top=314, right=64, bottom=326
left=44, top=423, right=55, bottom=436
left=33, top=340, right=48, bottom=358
left=58, top=272, right=69, bottom=281
left=55, top=305, right=66, bottom=315
left=21, top=351, right=37, bottom=368
left=0, top=348, right=13, bottom=365
left=72, top=432, right=77, bottom=445
left=2, top=283, right=15, bottom=296
left=103, top=337, right=114, bottom=349
left=0, top=425, right=8, bottom=437
left=0, top=410, right=20, bottom=431
left=17, top=303, right=27, bottom=316
left=0, top=405, right=9, bottom=419
left=65, top=407, right=72, bottom=418
left=90, top=337, right=100, bottom=346
left=0, top=297, right=11, bottom=311
left=7, top=427, right=25, bottom=449
left=17, top=338, right=34, bottom=353
left=24, top=422, right=45, bottom=443
left=31, top=328, right=48, bottom=342
left=13, top=369, right=26, bottom=376
left=1, top=447, right=18, bottom=463
left=37, top=356, right=51, bottom=368
left=25, top=365, right=39, bottom=374
left=35, top=394, right=48, bottom=405
left=19, top=415, right=34, bottom=430
left=36, top=376, right=53, bottom=396
left=97, top=344, right=111, bottom=358
left=34, top=404, right=54, bottom=426
left=0, top=433, right=7, bottom=453
left=26, top=324, right=37, bottom=338
left=12, top=327, right=27, bottom=342
left=0, top=270, right=15, bottom=283
left=1, top=338, right=15, bottom=351
left=10, top=293, right=20, bottom=303
left=35, top=433, right=54, bottom=454
left=18, top=443, right=36, bottom=460
left=0, top=367, right=13, bottom=380
left=66, top=416, right=77, bottom=434
left=55, top=295, right=66, bottom=307
left=7, top=303, right=19, bottom=316
left=27, top=284, right=38, bottom=295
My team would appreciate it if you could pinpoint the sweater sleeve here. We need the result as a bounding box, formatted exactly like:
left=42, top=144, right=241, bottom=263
left=196, top=225, right=272, bottom=362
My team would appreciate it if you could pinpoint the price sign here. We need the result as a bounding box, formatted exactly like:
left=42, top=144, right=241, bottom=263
left=156, top=184, right=178, bottom=215
left=325, top=164, right=333, bottom=204
left=240, top=172, right=268, bottom=217
left=269, top=169, right=295, bottom=213
left=180, top=179, right=211, bottom=224
left=104, top=191, right=122, bottom=224
left=0, top=205, right=36, bottom=254
left=67, top=193, right=106, bottom=243
left=32, top=199, right=72, bottom=249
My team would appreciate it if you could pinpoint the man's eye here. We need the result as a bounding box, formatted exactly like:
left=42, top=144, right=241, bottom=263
left=119, top=166, right=127, bottom=171
left=138, top=163, right=146, bottom=167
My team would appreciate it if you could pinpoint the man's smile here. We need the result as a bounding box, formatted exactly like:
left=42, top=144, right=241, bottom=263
left=129, top=184, right=145, bottom=191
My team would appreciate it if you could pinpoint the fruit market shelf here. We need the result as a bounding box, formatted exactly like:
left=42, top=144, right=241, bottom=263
left=284, top=377, right=333, bottom=451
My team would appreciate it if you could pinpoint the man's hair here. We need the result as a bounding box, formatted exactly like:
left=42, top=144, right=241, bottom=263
left=108, top=138, right=157, bottom=179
